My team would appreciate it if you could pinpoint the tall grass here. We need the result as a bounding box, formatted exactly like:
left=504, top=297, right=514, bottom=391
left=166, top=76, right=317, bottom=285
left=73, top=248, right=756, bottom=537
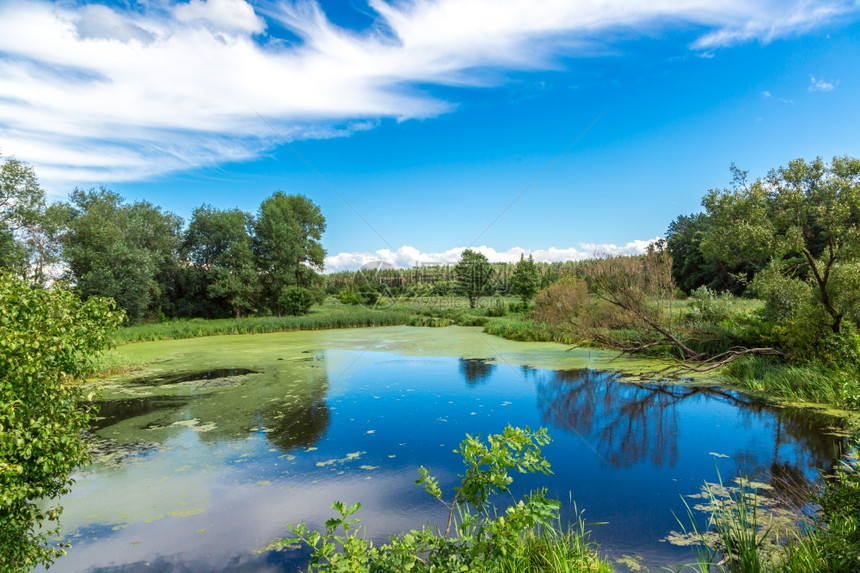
left=781, top=441, right=860, bottom=572
left=114, top=306, right=413, bottom=344
left=498, top=512, right=613, bottom=573
left=482, top=317, right=559, bottom=343
left=724, top=355, right=860, bottom=409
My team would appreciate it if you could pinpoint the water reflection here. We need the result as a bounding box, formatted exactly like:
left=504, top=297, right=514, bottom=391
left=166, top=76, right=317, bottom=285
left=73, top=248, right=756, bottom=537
left=93, top=363, right=332, bottom=455
left=458, top=358, right=496, bottom=386
left=535, top=369, right=845, bottom=476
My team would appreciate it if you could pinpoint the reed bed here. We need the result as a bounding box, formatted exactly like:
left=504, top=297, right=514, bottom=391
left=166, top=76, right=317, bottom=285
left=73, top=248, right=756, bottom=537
left=113, top=306, right=413, bottom=344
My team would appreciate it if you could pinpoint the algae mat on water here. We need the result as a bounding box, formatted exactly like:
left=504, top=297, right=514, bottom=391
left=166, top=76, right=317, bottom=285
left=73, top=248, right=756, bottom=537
left=110, top=325, right=676, bottom=380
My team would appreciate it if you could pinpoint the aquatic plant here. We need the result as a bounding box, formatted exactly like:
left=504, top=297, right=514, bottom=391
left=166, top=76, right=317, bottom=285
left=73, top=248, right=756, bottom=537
left=283, top=426, right=611, bottom=572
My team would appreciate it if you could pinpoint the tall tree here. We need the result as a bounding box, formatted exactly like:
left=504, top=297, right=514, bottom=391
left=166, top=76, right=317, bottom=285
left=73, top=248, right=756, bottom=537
left=510, top=254, right=540, bottom=303
left=0, top=155, right=61, bottom=285
left=455, top=249, right=492, bottom=309
left=58, top=189, right=182, bottom=322
left=701, top=156, right=860, bottom=334
left=254, top=193, right=326, bottom=314
left=184, top=205, right=259, bottom=318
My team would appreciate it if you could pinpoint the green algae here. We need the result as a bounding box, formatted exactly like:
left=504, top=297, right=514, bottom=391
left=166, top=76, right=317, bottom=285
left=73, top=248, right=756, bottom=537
left=109, top=325, right=683, bottom=382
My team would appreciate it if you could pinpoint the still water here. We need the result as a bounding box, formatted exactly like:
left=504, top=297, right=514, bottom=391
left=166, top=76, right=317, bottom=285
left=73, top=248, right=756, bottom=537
left=42, top=327, right=847, bottom=572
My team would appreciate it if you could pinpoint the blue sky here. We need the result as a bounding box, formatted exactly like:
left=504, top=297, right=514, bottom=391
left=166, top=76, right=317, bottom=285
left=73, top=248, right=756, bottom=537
left=1, top=0, right=859, bottom=270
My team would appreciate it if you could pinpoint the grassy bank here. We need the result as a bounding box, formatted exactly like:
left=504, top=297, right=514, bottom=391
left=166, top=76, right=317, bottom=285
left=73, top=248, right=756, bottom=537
left=112, top=303, right=413, bottom=344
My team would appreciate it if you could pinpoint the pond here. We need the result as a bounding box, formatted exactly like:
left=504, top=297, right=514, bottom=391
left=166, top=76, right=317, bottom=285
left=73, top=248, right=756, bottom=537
left=41, top=326, right=849, bottom=572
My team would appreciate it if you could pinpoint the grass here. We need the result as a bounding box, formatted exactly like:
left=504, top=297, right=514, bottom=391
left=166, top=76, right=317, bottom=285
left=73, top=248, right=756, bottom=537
left=113, top=303, right=413, bottom=344
left=497, top=515, right=613, bottom=573
left=666, top=439, right=860, bottom=573
left=724, top=356, right=860, bottom=410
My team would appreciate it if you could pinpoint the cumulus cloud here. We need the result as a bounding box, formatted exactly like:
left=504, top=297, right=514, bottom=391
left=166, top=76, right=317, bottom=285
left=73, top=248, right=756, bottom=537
left=323, top=238, right=662, bottom=272
left=0, top=0, right=856, bottom=189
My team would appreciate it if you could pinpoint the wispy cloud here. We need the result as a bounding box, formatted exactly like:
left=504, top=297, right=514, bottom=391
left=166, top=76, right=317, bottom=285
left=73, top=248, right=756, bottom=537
left=324, top=239, right=662, bottom=272
left=809, top=75, right=837, bottom=92
left=0, top=0, right=856, bottom=190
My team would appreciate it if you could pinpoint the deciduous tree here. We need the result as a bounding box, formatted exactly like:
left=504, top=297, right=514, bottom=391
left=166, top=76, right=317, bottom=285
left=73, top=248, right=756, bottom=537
left=58, top=189, right=182, bottom=322
left=0, top=155, right=61, bottom=285
left=701, top=156, right=860, bottom=334
left=184, top=205, right=258, bottom=318
left=0, top=273, right=123, bottom=572
left=254, top=193, right=326, bottom=314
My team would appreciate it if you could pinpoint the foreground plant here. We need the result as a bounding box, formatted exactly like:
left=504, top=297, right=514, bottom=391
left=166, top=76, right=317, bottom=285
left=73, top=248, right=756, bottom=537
left=782, top=440, right=860, bottom=572
left=283, top=425, right=611, bottom=572
left=0, top=273, right=124, bottom=572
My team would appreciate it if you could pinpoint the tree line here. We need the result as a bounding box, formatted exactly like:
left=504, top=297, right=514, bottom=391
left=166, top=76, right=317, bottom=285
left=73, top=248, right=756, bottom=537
left=1, top=154, right=326, bottom=322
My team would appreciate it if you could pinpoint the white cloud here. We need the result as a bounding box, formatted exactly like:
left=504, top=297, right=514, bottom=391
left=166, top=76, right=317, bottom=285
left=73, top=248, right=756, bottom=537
left=324, top=238, right=662, bottom=272
left=809, top=75, right=837, bottom=92
left=761, top=90, right=772, bottom=97
left=175, top=0, right=266, bottom=34
left=0, top=0, right=856, bottom=190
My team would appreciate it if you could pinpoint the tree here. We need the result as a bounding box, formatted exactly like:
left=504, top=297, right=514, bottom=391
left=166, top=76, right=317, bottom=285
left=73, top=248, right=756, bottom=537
left=58, top=189, right=182, bottom=322
left=665, top=212, right=762, bottom=295
left=184, top=205, right=259, bottom=318
left=254, top=193, right=326, bottom=314
left=0, top=273, right=124, bottom=572
left=0, top=155, right=61, bottom=285
left=455, top=249, right=492, bottom=308
left=701, top=157, right=860, bottom=334
left=509, top=254, right=540, bottom=303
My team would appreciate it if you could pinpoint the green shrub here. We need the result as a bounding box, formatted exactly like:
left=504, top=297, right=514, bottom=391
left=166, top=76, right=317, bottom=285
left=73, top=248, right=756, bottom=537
left=685, top=286, right=739, bottom=325
left=486, top=297, right=508, bottom=317
left=279, top=286, right=314, bottom=316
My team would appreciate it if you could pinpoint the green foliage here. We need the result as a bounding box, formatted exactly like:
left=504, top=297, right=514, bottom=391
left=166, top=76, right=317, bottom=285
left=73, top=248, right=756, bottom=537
left=510, top=254, right=541, bottom=302
left=58, top=188, right=183, bottom=322
left=111, top=305, right=414, bottom=344
left=455, top=249, right=493, bottom=309
left=183, top=205, right=259, bottom=318
left=486, top=297, right=507, bottom=317
left=684, top=286, right=739, bottom=326
left=0, top=155, right=61, bottom=286
left=279, top=286, right=315, bottom=316
left=284, top=426, right=611, bottom=572
left=701, top=156, right=860, bottom=334
left=482, top=318, right=556, bottom=343
left=0, top=273, right=124, bottom=572
left=255, top=192, right=326, bottom=313
left=723, top=355, right=860, bottom=409
left=804, top=441, right=860, bottom=571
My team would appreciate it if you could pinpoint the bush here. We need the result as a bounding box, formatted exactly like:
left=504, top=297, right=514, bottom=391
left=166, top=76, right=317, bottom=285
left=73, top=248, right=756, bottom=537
left=279, top=286, right=314, bottom=316
left=486, top=297, right=508, bottom=317
left=0, top=274, right=124, bottom=572
left=533, top=276, right=590, bottom=325
left=685, top=286, right=738, bottom=325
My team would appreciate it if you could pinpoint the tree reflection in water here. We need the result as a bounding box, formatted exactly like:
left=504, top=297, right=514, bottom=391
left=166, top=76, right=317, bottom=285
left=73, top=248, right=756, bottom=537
left=533, top=368, right=846, bottom=495
left=459, top=358, right=496, bottom=386
left=93, top=363, right=332, bottom=455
